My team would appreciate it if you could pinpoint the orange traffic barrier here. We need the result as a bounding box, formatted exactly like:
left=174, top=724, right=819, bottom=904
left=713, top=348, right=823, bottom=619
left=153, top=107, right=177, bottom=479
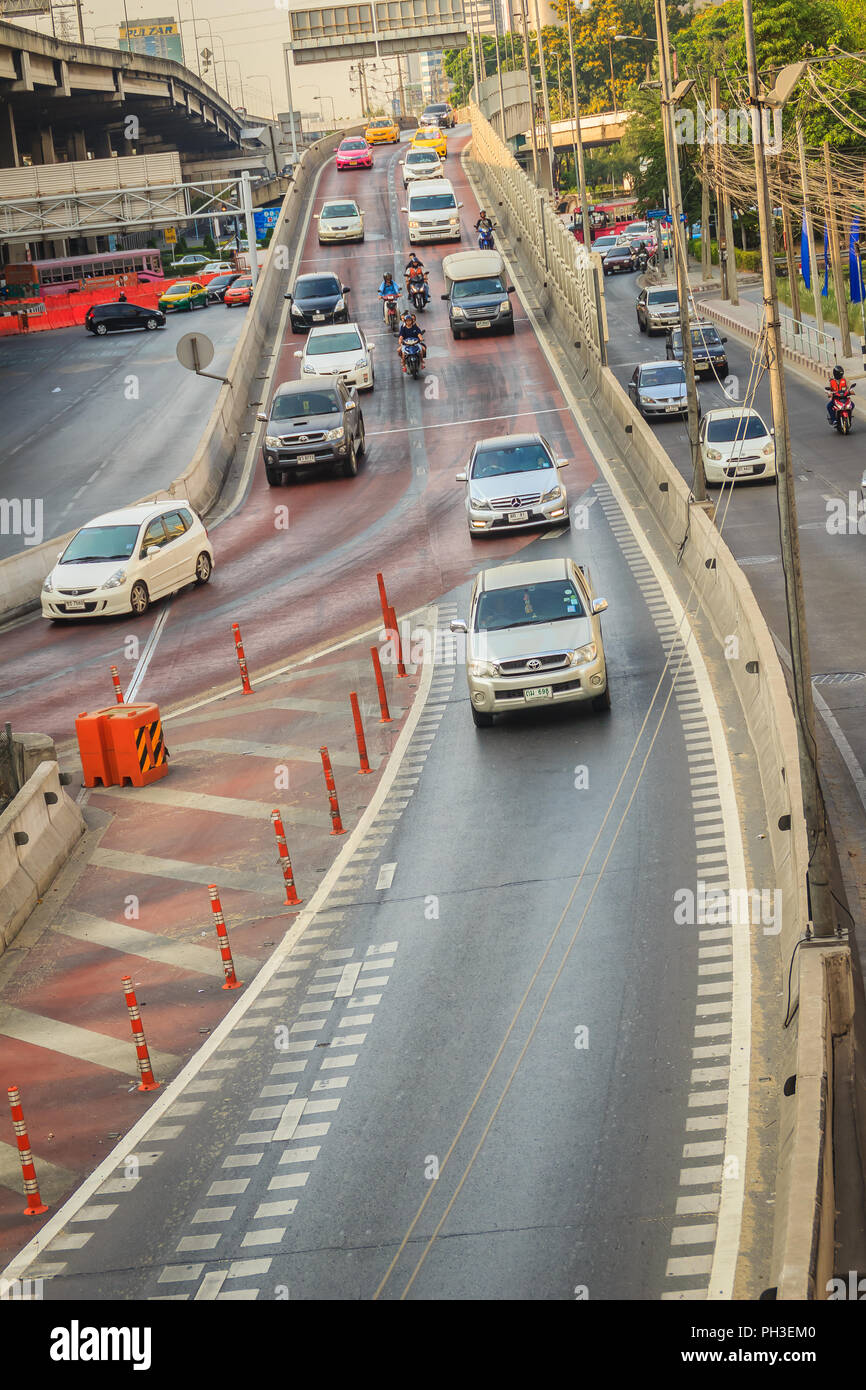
left=75, top=706, right=121, bottom=787
left=121, top=977, right=159, bottom=1091
left=272, top=810, right=303, bottom=906
left=370, top=646, right=392, bottom=723
left=7, top=1087, right=48, bottom=1216
left=350, top=691, right=372, bottom=774
left=104, top=703, right=169, bottom=786
left=320, top=746, right=345, bottom=835
left=110, top=665, right=125, bottom=704
left=208, top=885, right=243, bottom=989
left=232, top=622, right=253, bottom=694
left=388, top=604, right=408, bottom=678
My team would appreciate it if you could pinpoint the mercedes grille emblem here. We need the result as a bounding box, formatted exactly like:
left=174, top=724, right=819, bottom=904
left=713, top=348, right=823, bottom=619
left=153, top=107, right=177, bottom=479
left=511, top=497, right=520, bottom=507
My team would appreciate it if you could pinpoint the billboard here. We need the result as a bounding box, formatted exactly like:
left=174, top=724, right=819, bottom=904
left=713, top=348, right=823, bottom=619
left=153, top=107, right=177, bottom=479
left=119, top=16, right=183, bottom=62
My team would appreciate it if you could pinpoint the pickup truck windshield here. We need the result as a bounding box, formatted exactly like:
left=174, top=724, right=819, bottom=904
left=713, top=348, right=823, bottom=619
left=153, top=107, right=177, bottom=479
left=452, top=277, right=506, bottom=299
left=476, top=580, right=586, bottom=631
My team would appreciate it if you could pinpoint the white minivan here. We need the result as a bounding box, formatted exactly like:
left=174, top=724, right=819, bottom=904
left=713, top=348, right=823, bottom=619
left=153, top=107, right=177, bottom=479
left=402, top=178, right=463, bottom=244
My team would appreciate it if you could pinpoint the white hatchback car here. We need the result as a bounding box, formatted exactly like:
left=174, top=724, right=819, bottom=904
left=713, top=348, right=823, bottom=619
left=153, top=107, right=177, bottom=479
left=315, top=199, right=365, bottom=244
left=199, top=260, right=235, bottom=275
left=295, top=323, right=375, bottom=390
left=41, top=501, right=213, bottom=620
left=698, top=407, right=777, bottom=485
left=399, top=149, right=444, bottom=187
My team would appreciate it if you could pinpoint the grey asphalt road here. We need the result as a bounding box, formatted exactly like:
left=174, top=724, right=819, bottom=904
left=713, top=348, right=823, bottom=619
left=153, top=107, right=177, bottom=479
left=29, top=508, right=712, bottom=1301
left=0, top=303, right=246, bottom=560
left=603, top=268, right=866, bottom=832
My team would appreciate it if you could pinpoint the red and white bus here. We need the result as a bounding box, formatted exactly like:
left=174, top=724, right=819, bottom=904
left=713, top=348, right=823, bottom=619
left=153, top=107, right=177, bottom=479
left=28, top=248, right=163, bottom=292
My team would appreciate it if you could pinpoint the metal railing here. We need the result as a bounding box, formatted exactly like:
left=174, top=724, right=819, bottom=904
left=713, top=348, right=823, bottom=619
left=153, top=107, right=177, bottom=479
left=778, top=312, right=848, bottom=368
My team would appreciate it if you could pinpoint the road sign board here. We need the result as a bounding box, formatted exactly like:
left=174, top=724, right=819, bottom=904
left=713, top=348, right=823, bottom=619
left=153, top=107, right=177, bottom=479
left=176, top=333, right=215, bottom=373
left=164, top=227, right=177, bottom=244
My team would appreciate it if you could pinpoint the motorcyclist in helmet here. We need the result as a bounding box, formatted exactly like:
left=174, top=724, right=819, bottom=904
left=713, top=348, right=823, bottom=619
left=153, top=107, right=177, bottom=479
left=404, top=252, right=429, bottom=304
left=826, top=364, right=850, bottom=425
left=398, top=310, right=426, bottom=371
left=378, top=270, right=400, bottom=321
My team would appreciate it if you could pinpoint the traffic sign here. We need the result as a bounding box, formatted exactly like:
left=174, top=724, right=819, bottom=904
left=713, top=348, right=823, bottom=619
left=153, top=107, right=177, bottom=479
left=176, top=333, right=214, bottom=373
left=164, top=227, right=177, bottom=244
left=646, top=208, right=667, bottom=219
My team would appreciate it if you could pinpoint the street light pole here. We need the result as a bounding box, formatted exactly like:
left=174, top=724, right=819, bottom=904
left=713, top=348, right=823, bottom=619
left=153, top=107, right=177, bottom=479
left=565, top=1, right=592, bottom=249
left=517, top=0, right=540, bottom=186
left=741, top=1, right=835, bottom=939
left=529, top=0, right=554, bottom=191
left=607, top=28, right=618, bottom=116
left=283, top=46, right=299, bottom=162
left=653, top=0, right=706, bottom=502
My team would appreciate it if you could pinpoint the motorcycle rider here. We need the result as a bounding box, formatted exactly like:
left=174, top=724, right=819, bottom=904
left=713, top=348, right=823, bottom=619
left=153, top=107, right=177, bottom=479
left=826, top=364, right=850, bottom=426
left=398, top=311, right=426, bottom=372
left=378, top=270, right=400, bottom=322
left=475, top=209, right=494, bottom=245
left=404, top=252, right=429, bottom=305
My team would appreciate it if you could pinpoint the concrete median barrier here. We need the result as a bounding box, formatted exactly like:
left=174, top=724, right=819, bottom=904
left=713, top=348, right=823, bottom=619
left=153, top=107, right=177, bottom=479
left=463, top=103, right=848, bottom=1300
left=0, top=760, right=85, bottom=956
left=0, top=125, right=363, bottom=624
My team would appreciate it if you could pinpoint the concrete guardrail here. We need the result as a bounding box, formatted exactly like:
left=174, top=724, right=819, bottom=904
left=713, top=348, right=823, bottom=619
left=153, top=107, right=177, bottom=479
left=0, top=760, right=85, bottom=956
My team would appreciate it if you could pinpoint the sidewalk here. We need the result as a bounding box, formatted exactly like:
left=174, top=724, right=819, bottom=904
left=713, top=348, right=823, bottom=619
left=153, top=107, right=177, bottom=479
left=0, top=610, right=426, bottom=1260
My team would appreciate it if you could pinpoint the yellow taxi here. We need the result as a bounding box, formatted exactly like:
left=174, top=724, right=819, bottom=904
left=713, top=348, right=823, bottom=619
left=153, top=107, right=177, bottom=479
left=411, top=125, right=447, bottom=159
left=157, top=279, right=208, bottom=312
left=365, top=116, right=400, bottom=145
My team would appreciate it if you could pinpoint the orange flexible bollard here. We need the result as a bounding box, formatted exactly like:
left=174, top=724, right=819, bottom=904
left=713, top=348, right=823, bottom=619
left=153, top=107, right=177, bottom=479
left=7, top=1087, right=48, bottom=1216
left=376, top=571, right=391, bottom=630
left=232, top=622, right=253, bottom=694
left=121, top=976, right=160, bottom=1091
left=370, top=646, right=392, bottom=723
left=350, top=691, right=372, bottom=774
left=110, top=665, right=125, bottom=704
left=208, top=885, right=243, bottom=989
left=271, top=810, right=303, bottom=906
left=388, top=604, right=408, bottom=678
left=319, top=746, right=345, bottom=835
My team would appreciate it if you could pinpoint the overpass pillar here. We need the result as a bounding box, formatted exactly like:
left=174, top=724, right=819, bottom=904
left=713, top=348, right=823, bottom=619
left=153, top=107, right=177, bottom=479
left=91, top=127, right=113, bottom=158
left=0, top=103, right=20, bottom=167
left=31, top=127, right=57, bottom=164
left=67, top=130, right=88, bottom=161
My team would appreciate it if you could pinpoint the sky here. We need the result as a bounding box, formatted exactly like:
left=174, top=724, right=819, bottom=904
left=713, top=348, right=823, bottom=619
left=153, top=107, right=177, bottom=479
left=22, top=0, right=396, bottom=122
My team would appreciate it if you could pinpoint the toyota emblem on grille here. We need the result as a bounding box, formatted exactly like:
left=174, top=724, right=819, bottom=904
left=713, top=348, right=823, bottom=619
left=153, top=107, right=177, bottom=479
left=527, top=659, right=542, bottom=670
left=298, top=435, right=308, bottom=442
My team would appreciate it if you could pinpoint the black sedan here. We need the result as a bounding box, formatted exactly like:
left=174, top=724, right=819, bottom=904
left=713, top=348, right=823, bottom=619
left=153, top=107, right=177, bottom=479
left=257, top=378, right=365, bottom=483
left=286, top=271, right=351, bottom=333
left=206, top=272, right=241, bottom=303
left=666, top=321, right=729, bottom=376
left=602, top=245, right=637, bottom=276
left=84, top=302, right=166, bottom=334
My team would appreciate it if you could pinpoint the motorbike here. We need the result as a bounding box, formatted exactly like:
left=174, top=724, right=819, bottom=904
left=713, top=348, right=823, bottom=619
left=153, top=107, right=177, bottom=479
left=381, top=292, right=400, bottom=333
left=477, top=223, right=495, bottom=250
left=827, top=383, right=856, bottom=434
left=407, top=275, right=428, bottom=311
left=403, top=339, right=423, bottom=379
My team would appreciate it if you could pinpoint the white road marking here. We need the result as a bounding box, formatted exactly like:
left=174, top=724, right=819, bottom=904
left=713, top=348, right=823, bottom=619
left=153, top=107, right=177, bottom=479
left=272, top=1099, right=307, bottom=1142
left=335, top=962, right=363, bottom=996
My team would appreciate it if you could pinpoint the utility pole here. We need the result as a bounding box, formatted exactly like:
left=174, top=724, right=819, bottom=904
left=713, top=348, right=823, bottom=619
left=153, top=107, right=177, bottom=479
left=700, top=145, right=712, bottom=282
left=565, top=0, right=592, bottom=249
left=517, top=0, right=540, bottom=186
left=710, top=75, right=738, bottom=305
left=742, top=0, right=834, bottom=939
left=282, top=46, right=298, bottom=162
left=530, top=0, right=555, bottom=191
left=654, top=0, right=706, bottom=502
left=796, top=123, right=823, bottom=335
left=823, top=140, right=851, bottom=356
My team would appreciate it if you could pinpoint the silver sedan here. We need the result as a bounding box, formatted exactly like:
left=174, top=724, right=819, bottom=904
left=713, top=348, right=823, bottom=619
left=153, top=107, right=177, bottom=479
left=456, top=433, right=570, bottom=535
left=628, top=361, right=689, bottom=419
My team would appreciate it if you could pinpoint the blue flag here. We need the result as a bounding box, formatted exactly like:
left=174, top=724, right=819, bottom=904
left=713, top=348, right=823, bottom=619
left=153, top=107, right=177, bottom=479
left=822, top=225, right=829, bottom=297
left=801, top=211, right=810, bottom=289
left=850, top=218, right=864, bottom=304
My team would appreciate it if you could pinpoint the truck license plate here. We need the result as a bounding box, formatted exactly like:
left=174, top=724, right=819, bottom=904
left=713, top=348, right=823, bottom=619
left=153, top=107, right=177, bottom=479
left=475, top=319, right=491, bottom=329
left=507, top=510, right=529, bottom=522
left=297, top=454, right=316, bottom=463
left=524, top=686, right=552, bottom=701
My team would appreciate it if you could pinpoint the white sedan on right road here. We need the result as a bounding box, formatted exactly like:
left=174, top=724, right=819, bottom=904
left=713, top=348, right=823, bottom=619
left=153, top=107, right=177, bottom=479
left=295, top=323, right=375, bottom=390
left=698, top=407, right=777, bottom=485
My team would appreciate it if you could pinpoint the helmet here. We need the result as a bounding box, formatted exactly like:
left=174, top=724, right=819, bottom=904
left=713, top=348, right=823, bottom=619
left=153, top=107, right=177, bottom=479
left=833, top=365, right=844, bottom=380
left=383, top=269, right=394, bottom=280
left=407, top=312, right=417, bottom=323
left=479, top=209, right=486, bottom=217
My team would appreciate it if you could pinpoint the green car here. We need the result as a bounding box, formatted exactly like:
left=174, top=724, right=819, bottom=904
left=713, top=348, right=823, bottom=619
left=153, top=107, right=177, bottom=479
left=158, top=280, right=209, bottom=313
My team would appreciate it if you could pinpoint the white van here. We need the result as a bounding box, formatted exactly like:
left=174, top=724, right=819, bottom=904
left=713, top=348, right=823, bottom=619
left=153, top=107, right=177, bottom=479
left=402, top=178, right=463, bottom=244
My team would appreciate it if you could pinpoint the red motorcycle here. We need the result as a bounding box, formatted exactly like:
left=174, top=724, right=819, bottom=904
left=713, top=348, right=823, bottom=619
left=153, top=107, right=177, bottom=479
left=826, top=383, right=856, bottom=434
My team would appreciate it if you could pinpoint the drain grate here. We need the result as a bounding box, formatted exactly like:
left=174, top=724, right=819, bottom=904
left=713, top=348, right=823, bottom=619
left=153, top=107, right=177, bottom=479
left=812, top=672, right=866, bottom=685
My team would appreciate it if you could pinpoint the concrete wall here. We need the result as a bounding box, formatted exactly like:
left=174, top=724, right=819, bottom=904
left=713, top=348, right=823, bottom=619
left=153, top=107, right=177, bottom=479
left=0, top=760, right=85, bottom=956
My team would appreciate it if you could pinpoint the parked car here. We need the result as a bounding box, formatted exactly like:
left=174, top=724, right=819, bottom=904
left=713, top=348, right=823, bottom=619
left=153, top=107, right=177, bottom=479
left=286, top=271, right=350, bottom=332
left=666, top=321, right=729, bottom=376
left=315, top=199, right=365, bottom=244
left=455, top=433, right=570, bottom=535
left=169, top=253, right=209, bottom=271
left=257, top=378, right=365, bottom=483
left=400, top=148, right=444, bottom=187
left=41, top=501, right=213, bottom=620
left=636, top=284, right=680, bottom=334
left=158, top=280, right=208, bottom=312
left=335, top=137, right=373, bottom=171
left=421, top=103, right=455, bottom=129
left=224, top=276, right=253, bottom=307
left=699, top=407, right=776, bottom=485
left=365, top=117, right=400, bottom=144
left=628, top=361, right=689, bottom=418
left=602, top=244, right=637, bottom=275
left=199, top=260, right=236, bottom=276
left=206, top=272, right=241, bottom=303
left=450, top=556, right=610, bottom=727
left=84, top=302, right=166, bottom=335
left=295, top=322, right=375, bottom=390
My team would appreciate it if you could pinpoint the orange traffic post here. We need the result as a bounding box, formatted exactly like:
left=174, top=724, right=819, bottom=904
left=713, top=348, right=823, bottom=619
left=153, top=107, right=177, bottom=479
left=207, top=885, right=243, bottom=990
left=350, top=691, right=372, bottom=774
left=370, top=646, right=392, bottom=723
left=121, top=976, right=160, bottom=1091
left=271, top=810, right=303, bottom=906
left=388, top=604, right=408, bottom=678
left=7, top=1087, right=48, bottom=1216
left=376, top=571, right=391, bottom=630
left=232, top=622, right=253, bottom=694
left=320, top=746, right=346, bottom=835
left=110, top=665, right=125, bottom=704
